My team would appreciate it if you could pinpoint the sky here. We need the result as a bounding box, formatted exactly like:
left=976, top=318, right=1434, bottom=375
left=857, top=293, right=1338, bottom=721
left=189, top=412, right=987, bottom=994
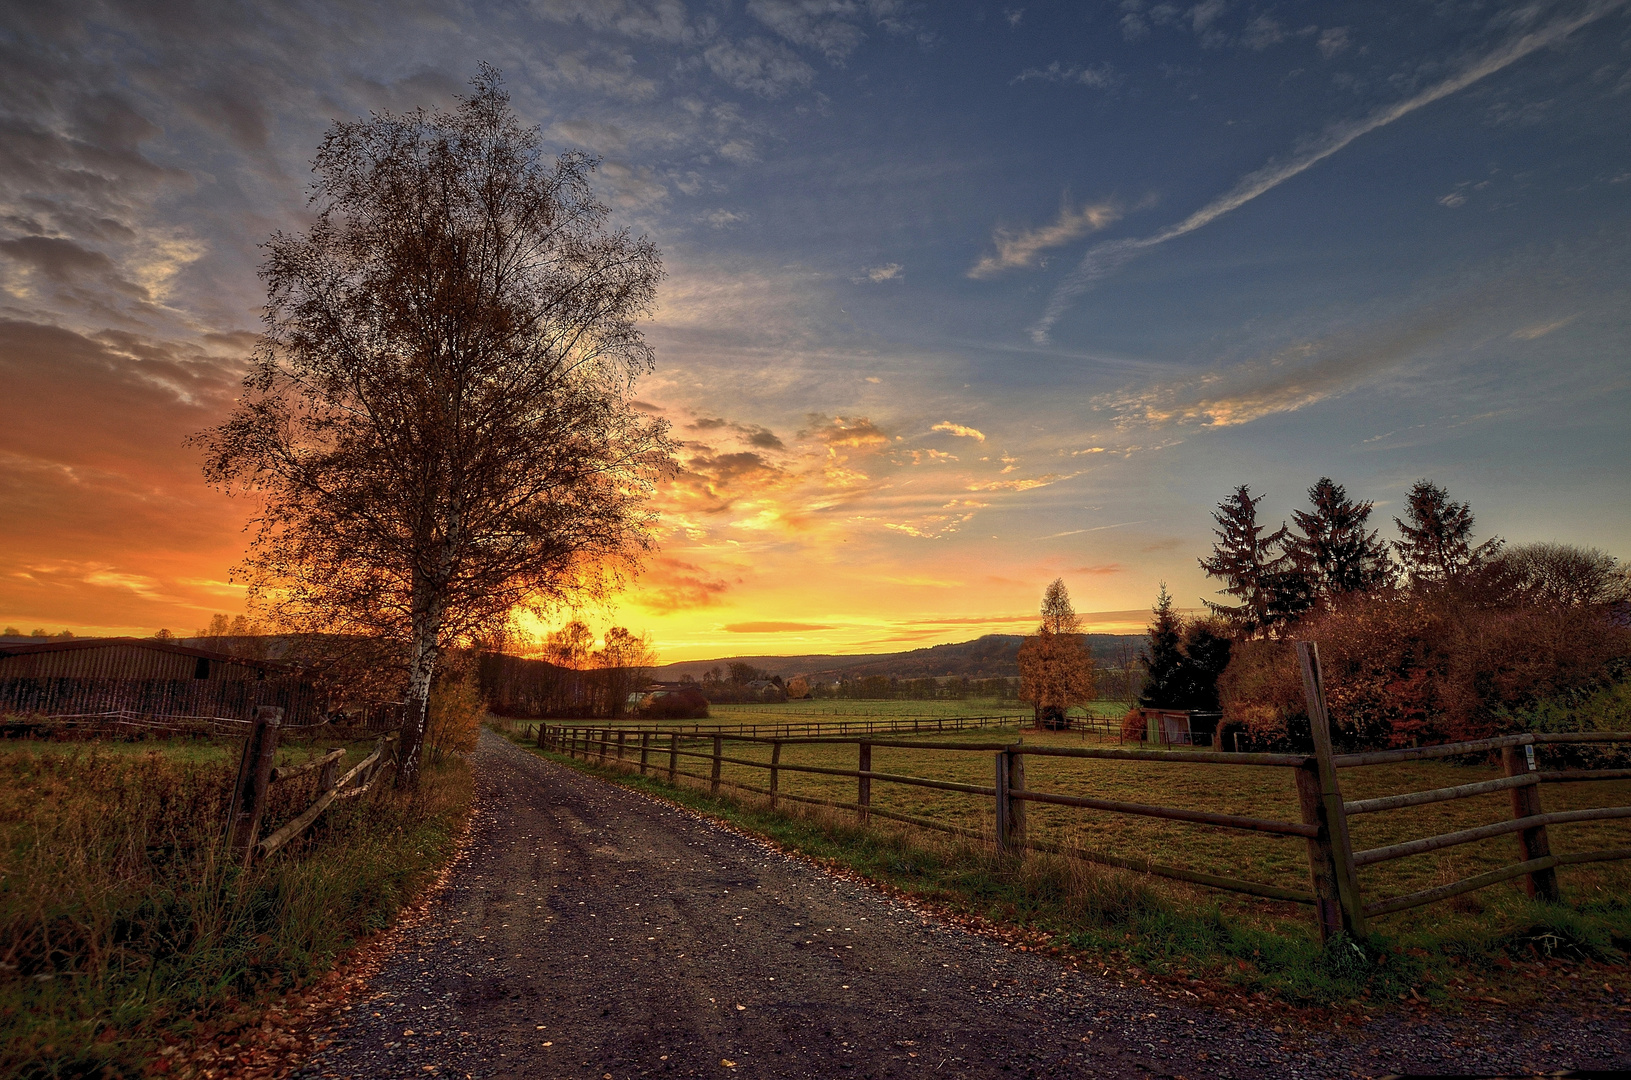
left=1, top=0, right=1628, bottom=662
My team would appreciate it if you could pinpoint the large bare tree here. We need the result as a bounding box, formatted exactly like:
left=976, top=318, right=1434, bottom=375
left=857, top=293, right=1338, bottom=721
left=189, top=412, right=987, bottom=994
left=197, top=69, right=670, bottom=785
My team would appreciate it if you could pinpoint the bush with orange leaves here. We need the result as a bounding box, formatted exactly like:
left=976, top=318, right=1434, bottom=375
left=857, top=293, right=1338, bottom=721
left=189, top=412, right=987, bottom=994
left=1219, top=592, right=1631, bottom=750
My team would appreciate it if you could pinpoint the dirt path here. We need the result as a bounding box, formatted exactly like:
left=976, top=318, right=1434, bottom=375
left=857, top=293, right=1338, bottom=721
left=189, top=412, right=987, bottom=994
left=295, top=731, right=1630, bottom=1079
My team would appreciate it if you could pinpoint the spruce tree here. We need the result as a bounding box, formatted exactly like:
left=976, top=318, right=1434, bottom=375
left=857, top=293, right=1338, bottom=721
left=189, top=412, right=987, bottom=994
left=1138, top=584, right=1188, bottom=708
left=1197, top=485, right=1301, bottom=637
left=1288, top=477, right=1393, bottom=600
left=1393, top=479, right=1502, bottom=590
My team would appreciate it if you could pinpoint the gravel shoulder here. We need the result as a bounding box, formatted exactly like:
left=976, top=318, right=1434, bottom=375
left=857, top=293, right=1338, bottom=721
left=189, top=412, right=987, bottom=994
left=295, top=730, right=1631, bottom=1079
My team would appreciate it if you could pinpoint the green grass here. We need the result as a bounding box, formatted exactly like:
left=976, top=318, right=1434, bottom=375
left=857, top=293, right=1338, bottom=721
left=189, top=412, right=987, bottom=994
left=511, top=724, right=1631, bottom=1012
left=0, top=738, right=471, bottom=1079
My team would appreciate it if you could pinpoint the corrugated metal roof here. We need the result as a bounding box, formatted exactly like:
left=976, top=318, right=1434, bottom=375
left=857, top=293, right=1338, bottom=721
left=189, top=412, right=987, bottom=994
left=0, top=637, right=285, bottom=671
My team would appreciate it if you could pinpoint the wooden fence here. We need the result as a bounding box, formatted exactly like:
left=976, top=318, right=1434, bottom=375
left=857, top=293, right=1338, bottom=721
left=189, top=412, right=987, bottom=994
left=0, top=676, right=326, bottom=725
left=506, top=713, right=1027, bottom=739
left=530, top=642, right=1631, bottom=941
left=225, top=707, right=396, bottom=863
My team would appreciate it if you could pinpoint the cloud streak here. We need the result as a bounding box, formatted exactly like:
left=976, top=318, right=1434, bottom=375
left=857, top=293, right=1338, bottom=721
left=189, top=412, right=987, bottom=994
left=968, top=200, right=1122, bottom=278
left=1030, top=1, right=1625, bottom=342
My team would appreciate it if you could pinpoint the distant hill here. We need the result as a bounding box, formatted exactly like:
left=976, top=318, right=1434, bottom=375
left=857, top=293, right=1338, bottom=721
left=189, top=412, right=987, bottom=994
left=650, top=633, right=1142, bottom=682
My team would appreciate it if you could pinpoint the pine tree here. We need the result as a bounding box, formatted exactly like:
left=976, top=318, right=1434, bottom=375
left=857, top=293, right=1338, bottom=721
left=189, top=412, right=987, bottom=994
left=1197, top=485, right=1302, bottom=636
left=1288, top=477, right=1393, bottom=600
left=1393, top=479, right=1502, bottom=590
left=1138, top=584, right=1188, bottom=708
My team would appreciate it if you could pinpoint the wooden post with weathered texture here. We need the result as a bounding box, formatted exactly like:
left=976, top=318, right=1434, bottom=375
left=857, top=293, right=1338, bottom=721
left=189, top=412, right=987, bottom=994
left=711, top=734, right=723, bottom=796
left=858, top=742, right=872, bottom=823
left=228, top=706, right=282, bottom=862
left=669, top=732, right=678, bottom=781
left=769, top=740, right=782, bottom=808
left=1294, top=761, right=1344, bottom=942
left=1297, top=642, right=1367, bottom=939
left=1007, top=744, right=1027, bottom=848
left=319, top=748, right=340, bottom=794
left=1503, top=741, right=1559, bottom=902
left=617, top=729, right=627, bottom=764
left=994, top=751, right=1012, bottom=852
left=640, top=731, right=651, bottom=775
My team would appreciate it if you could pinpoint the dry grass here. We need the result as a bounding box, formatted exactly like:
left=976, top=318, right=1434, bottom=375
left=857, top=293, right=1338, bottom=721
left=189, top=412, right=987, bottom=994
left=0, top=738, right=471, bottom=1079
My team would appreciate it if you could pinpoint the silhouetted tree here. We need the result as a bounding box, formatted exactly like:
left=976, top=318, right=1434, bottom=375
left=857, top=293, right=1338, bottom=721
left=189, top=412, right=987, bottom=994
left=1493, top=542, right=1631, bottom=607
left=1393, top=480, right=1501, bottom=591
left=195, top=69, right=670, bottom=786
left=1139, top=584, right=1188, bottom=708
left=1198, top=485, right=1306, bottom=636
left=1287, top=477, right=1393, bottom=600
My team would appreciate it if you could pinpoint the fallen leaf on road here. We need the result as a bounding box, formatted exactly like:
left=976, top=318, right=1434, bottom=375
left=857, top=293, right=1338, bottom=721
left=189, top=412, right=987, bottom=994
left=721, top=1059, right=737, bottom=1068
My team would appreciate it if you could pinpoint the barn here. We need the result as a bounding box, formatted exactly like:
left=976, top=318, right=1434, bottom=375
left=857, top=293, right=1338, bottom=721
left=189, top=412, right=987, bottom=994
left=0, top=637, right=321, bottom=727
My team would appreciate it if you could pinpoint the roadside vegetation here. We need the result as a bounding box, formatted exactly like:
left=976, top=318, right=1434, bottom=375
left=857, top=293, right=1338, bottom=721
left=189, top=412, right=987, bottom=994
left=0, top=736, right=472, bottom=1079
left=507, top=723, right=1631, bottom=1014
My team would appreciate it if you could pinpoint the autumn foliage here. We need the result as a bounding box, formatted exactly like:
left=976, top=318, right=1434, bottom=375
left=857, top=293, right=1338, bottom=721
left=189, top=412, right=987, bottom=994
left=1018, top=579, right=1096, bottom=727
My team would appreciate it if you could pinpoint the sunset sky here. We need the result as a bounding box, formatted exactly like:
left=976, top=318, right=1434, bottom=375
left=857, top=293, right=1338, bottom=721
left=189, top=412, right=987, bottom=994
left=2, top=1, right=1628, bottom=662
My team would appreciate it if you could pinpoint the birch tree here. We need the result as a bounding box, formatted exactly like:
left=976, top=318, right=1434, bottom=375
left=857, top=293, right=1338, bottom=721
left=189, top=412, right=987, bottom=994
left=196, top=69, right=669, bottom=786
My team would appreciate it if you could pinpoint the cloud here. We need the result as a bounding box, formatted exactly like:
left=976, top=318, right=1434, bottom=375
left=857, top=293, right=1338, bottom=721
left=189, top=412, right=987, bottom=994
left=1317, top=26, right=1351, bottom=58
left=701, top=208, right=748, bottom=228
left=704, top=37, right=817, bottom=97
left=806, top=414, right=892, bottom=450
left=853, top=262, right=903, bottom=283
left=1069, top=563, right=1122, bottom=575
left=1240, top=15, right=1285, bottom=50
left=968, top=200, right=1123, bottom=278
left=931, top=421, right=986, bottom=441
left=1512, top=314, right=1579, bottom=340
left=630, top=557, right=734, bottom=614
left=1098, top=312, right=1465, bottom=429
left=747, top=0, right=866, bottom=62
left=1031, top=2, right=1623, bottom=342
left=687, top=415, right=786, bottom=449
left=723, top=620, right=836, bottom=632
left=1011, top=61, right=1117, bottom=87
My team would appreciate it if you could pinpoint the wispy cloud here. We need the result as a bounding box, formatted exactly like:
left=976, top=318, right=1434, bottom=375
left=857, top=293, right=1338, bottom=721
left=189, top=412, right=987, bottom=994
left=968, top=200, right=1122, bottom=278
left=853, top=262, right=903, bottom=283
left=1512, top=314, right=1579, bottom=339
left=931, top=421, right=986, bottom=441
left=1098, top=311, right=1467, bottom=429
left=1011, top=61, right=1116, bottom=87
left=1030, top=1, right=1625, bottom=342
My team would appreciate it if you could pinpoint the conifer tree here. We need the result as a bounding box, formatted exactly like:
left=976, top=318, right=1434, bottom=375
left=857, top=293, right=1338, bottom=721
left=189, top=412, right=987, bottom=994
left=1138, top=584, right=1188, bottom=708
left=1198, top=485, right=1304, bottom=636
left=1288, top=477, right=1393, bottom=600
left=1393, top=480, right=1502, bottom=590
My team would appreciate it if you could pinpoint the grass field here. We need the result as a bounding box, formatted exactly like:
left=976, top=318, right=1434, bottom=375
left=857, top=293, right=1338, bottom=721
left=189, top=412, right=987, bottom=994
left=565, top=696, right=1130, bottom=726
left=562, top=724, right=1631, bottom=942
left=0, top=736, right=471, bottom=1079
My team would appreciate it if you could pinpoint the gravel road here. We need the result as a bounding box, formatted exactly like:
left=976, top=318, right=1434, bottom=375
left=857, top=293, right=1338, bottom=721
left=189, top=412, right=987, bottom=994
left=294, top=731, right=1631, bottom=1079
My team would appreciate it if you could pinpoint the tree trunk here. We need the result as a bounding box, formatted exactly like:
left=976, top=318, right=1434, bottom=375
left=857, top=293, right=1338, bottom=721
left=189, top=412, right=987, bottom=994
left=396, top=585, right=444, bottom=789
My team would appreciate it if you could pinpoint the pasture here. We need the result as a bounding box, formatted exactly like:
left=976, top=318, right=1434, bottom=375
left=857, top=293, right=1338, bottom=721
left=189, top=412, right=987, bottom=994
left=566, top=723, right=1631, bottom=944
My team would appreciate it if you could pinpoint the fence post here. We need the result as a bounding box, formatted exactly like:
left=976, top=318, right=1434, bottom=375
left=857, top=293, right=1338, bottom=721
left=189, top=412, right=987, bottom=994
left=1008, top=743, right=1026, bottom=847
left=711, top=734, right=722, bottom=796
left=1503, top=740, right=1559, bottom=902
left=1294, top=762, right=1344, bottom=942
left=228, top=706, right=282, bottom=863
left=669, top=733, right=678, bottom=781
left=319, top=746, right=341, bottom=793
left=858, top=742, right=872, bottom=824
left=537, top=723, right=545, bottom=749
left=1297, top=642, right=1367, bottom=939
left=617, top=729, right=626, bottom=764
left=770, top=741, right=782, bottom=808
left=994, top=751, right=1012, bottom=852
left=640, top=731, right=650, bottom=776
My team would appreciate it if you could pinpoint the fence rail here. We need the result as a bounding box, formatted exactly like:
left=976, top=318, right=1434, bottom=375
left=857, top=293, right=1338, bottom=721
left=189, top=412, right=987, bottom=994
left=529, top=641, right=1631, bottom=940
left=223, top=706, right=396, bottom=864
